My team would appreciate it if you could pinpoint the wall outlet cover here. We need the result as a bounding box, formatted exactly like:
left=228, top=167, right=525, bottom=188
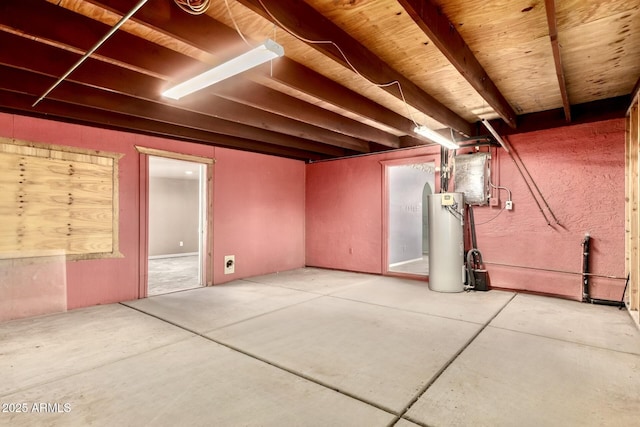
left=224, top=255, right=235, bottom=274
left=505, top=200, right=513, bottom=210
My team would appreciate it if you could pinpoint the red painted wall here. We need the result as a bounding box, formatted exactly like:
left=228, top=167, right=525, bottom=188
left=0, top=111, right=625, bottom=318
left=306, top=119, right=626, bottom=300
left=212, top=147, right=305, bottom=284
left=0, top=113, right=305, bottom=317
left=474, top=119, right=626, bottom=300
left=306, top=147, right=439, bottom=274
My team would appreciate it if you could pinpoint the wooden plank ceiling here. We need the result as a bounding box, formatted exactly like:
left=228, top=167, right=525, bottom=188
left=0, top=0, right=637, bottom=160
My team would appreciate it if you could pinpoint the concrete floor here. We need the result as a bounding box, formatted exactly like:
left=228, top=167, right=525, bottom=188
left=148, top=254, right=200, bottom=296
left=2, top=268, right=639, bottom=426
left=388, top=256, right=429, bottom=275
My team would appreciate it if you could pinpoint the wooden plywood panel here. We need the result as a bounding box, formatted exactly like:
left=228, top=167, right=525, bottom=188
left=434, top=0, right=559, bottom=115
left=52, top=0, right=219, bottom=66
left=303, top=0, right=489, bottom=121
left=560, top=8, right=640, bottom=105
left=0, top=139, right=120, bottom=260
left=204, top=0, right=466, bottom=130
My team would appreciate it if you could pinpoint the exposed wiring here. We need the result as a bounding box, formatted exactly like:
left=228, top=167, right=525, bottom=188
left=223, top=0, right=253, bottom=47
left=174, top=0, right=210, bottom=15
left=475, top=207, right=505, bottom=225
left=256, top=0, right=421, bottom=128
left=489, top=181, right=512, bottom=201
left=445, top=204, right=463, bottom=221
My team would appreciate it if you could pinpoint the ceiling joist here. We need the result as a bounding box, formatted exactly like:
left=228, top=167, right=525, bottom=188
left=0, top=90, right=329, bottom=160
left=0, top=1, right=376, bottom=153
left=212, top=79, right=400, bottom=147
left=544, top=0, right=571, bottom=122
left=397, top=0, right=516, bottom=128
left=0, top=58, right=347, bottom=157
left=86, top=0, right=421, bottom=140
left=0, top=0, right=635, bottom=160
left=487, top=95, right=629, bottom=137
left=236, top=0, right=473, bottom=136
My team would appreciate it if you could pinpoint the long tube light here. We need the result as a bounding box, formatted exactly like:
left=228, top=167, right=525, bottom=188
left=163, top=39, right=284, bottom=100
left=481, top=119, right=510, bottom=152
left=414, top=125, right=460, bottom=150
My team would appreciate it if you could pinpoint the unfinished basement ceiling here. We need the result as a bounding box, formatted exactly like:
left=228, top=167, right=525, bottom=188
left=0, top=0, right=638, bottom=160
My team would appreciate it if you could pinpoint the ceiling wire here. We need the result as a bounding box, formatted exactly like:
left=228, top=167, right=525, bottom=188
left=223, top=0, right=253, bottom=47
left=174, top=0, right=211, bottom=15
left=255, top=0, right=421, bottom=128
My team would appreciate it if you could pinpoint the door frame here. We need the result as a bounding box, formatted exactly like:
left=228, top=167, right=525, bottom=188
left=381, top=155, right=439, bottom=279
left=136, top=146, right=214, bottom=298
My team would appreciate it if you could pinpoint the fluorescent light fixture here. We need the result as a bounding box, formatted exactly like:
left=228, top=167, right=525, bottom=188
left=414, top=125, right=460, bottom=150
left=481, top=119, right=509, bottom=152
left=162, top=39, right=284, bottom=100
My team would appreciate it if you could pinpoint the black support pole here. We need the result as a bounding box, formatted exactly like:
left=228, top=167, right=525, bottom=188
left=581, top=234, right=625, bottom=307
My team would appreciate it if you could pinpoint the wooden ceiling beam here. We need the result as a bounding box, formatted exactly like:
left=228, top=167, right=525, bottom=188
left=0, top=0, right=202, bottom=79
left=266, top=60, right=416, bottom=136
left=0, top=90, right=328, bottom=160
left=213, top=79, right=400, bottom=148
left=544, top=0, right=571, bottom=122
left=0, top=63, right=347, bottom=157
left=86, top=0, right=435, bottom=138
left=237, top=0, right=472, bottom=136
left=0, top=22, right=370, bottom=152
left=397, top=0, right=516, bottom=128
left=1, top=0, right=393, bottom=147
left=484, top=95, right=629, bottom=136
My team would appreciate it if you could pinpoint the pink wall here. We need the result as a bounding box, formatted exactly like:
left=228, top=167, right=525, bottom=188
left=0, top=111, right=625, bottom=318
left=306, top=119, right=626, bottom=300
left=0, top=113, right=305, bottom=317
left=306, top=147, right=439, bottom=274
left=474, top=119, right=626, bottom=300
left=212, top=148, right=305, bottom=284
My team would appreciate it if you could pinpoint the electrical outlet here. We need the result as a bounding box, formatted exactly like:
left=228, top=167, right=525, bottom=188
left=489, top=197, right=500, bottom=207
left=224, top=255, right=235, bottom=274
left=179, top=241, right=184, bottom=247
left=505, top=200, right=513, bottom=210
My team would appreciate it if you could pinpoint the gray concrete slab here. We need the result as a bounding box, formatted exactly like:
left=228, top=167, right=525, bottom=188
left=123, top=280, right=319, bottom=334
left=332, top=276, right=515, bottom=324
left=393, top=419, right=422, bottom=427
left=148, top=254, right=200, bottom=296
left=1, top=337, right=395, bottom=427
left=0, top=304, right=193, bottom=396
left=490, top=293, right=640, bottom=354
left=405, top=326, right=640, bottom=427
left=207, top=296, right=481, bottom=413
left=246, top=267, right=379, bottom=295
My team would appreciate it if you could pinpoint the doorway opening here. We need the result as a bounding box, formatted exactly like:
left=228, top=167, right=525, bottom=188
left=386, top=160, right=436, bottom=277
left=147, top=156, right=207, bottom=296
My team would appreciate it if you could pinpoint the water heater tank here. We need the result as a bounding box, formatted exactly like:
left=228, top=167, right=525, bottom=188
left=427, top=192, right=465, bottom=292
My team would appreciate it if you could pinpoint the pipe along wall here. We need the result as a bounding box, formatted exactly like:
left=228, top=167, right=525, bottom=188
left=581, top=234, right=625, bottom=307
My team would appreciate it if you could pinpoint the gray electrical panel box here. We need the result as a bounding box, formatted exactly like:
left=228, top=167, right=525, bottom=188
left=453, top=153, right=490, bottom=205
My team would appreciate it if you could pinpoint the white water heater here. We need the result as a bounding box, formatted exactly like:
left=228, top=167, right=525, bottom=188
left=427, top=192, right=465, bottom=292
